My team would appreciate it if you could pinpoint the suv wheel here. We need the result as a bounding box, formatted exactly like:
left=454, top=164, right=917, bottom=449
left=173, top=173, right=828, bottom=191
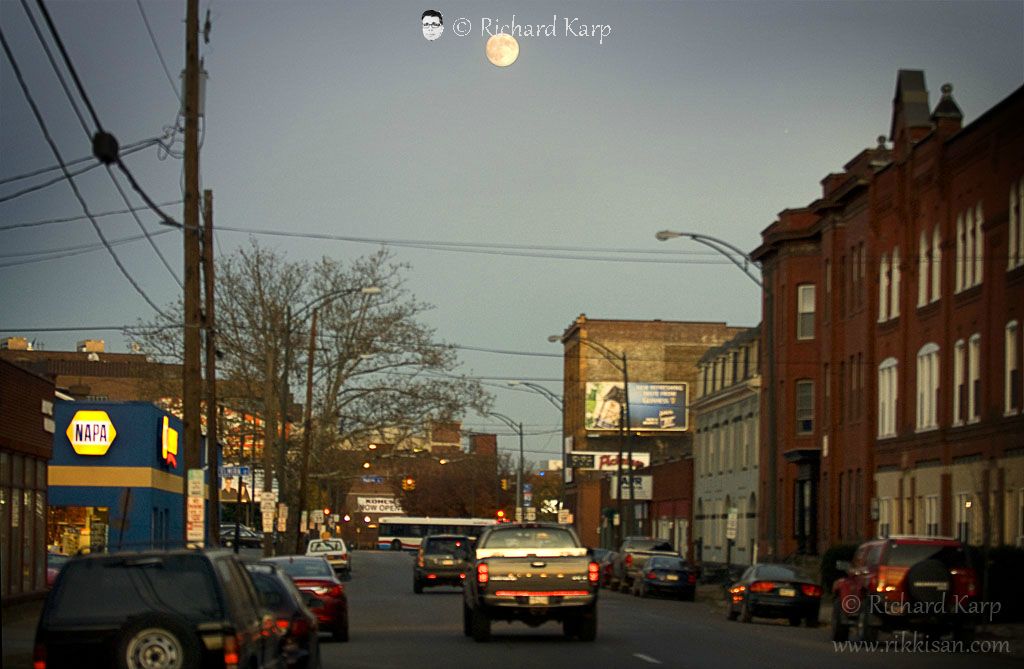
left=831, top=598, right=850, bottom=641
left=577, top=607, right=598, bottom=642
left=906, top=559, right=951, bottom=608
left=413, top=578, right=423, bottom=594
left=470, top=606, right=491, bottom=642
left=117, top=613, right=201, bottom=669
left=462, top=602, right=472, bottom=637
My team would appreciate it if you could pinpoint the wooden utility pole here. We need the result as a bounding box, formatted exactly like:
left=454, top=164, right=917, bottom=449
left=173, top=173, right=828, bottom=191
left=182, top=0, right=203, bottom=545
left=202, top=190, right=219, bottom=544
left=295, top=308, right=319, bottom=553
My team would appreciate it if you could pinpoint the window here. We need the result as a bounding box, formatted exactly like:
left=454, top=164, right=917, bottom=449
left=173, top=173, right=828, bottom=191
left=916, top=343, right=940, bottom=431
left=824, top=259, right=832, bottom=322
left=796, top=380, right=814, bottom=434
left=891, top=247, right=901, bottom=317
left=878, top=253, right=890, bottom=322
left=1010, top=176, right=1024, bottom=271
left=956, top=493, right=972, bottom=543
left=931, top=227, right=942, bottom=302
left=925, top=495, right=940, bottom=537
left=968, top=334, right=981, bottom=422
left=957, top=203, right=985, bottom=292
left=956, top=214, right=965, bottom=292
left=797, top=284, right=815, bottom=339
left=953, top=339, right=966, bottom=425
left=878, top=498, right=892, bottom=538
left=1007, top=321, right=1020, bottom=415
left=973, top=204, right=984, bottom=286
left=878, top=357, right=898, bottom=438
left=918, top=231, right=929, bottom=307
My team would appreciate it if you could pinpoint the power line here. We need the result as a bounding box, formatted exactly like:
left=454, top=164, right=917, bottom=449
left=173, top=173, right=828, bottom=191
left=0, top=229, right=175, bottom=267
left=0, top=25, right=169, bottom=318
left=135, top=0, right=180, bottom=102
left=0, top=199, right=182, bottom=232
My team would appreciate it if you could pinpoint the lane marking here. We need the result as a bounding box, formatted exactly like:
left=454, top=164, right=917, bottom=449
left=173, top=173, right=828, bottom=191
left=633, top=653, right=662, bottom=664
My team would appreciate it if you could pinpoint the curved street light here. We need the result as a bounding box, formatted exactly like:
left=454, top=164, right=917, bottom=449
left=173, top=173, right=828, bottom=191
left=655, top=230, right=762, bottom=287
left=548, top=334, right=633, bottom=544
left=507, top=381, right=566, bottom=513
left=487, top=411, right=525, bottom=523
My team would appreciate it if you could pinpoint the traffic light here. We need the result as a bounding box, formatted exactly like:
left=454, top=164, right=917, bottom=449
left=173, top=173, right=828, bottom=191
left=323, top=507, right=331, bottom=517
left=496, top=509, right=506, bottom=522
left=500, top=478, right=508, bottom=491
left=401, top=475, right=416, bottom=491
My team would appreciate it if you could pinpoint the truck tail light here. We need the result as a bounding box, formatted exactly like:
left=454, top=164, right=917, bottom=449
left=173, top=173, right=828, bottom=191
left=32, top=643, right=46, bottom=669
left=952, top=569, right=977, bottom=598
left=625, top=554, right=633, bottom=567
left=749, top=581, right=775, bottom=593
left=223, top=633, right=240, bottom=669
left=477, top=562, right=489, bottom=585
left=588, top=561, right=600, bottom=585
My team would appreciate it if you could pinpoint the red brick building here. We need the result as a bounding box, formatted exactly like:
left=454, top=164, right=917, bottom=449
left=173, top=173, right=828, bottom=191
left=753, top=71, right=1024, bottom=558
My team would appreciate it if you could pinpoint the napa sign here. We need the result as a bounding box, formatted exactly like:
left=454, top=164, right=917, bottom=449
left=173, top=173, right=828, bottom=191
left=65, top=410, right=117, bottom=456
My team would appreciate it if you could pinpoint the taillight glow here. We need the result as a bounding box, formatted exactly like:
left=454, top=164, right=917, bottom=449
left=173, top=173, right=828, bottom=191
left=749, top=581, right=775, bottom=593
left=687, top=573, right=696, bottom=584
left=952, top=569, right=977, bottom=597
left=427, top=573, right=437, bottom=579
left=625, top=554, right=633, bottom=567
left=477, top=562, right=489, bottom=585
left=588, top=562, right=600, bottom=585
left=801, top=584, right=823, bottom=598
left=223, top=634, right=240, bottom=669
left=876, top=566, right=908, bottom=593
left=32, top=643, right=46, bottom=669
left=646, top=571, right=656, bottom=580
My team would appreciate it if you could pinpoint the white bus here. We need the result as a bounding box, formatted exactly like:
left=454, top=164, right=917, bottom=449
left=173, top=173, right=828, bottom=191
left=376, top=516, right=497, bottom=551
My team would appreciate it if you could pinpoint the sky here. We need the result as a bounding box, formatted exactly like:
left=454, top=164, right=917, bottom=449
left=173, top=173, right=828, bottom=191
left=2, top=0, right=1022, bottom=467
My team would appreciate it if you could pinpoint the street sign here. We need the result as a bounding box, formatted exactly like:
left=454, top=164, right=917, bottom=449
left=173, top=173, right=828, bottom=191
left=726, top=507, right=739, bottom=541
left=187, top=469, right=204, bottom=497
left=361, top=475, right=384, bottom=484
left=219, top=465, right=251, bottom=479
left=310, top=510, right=324, bottom=524
left=186, top=496, right=204, bottom=542
left=526, top=508, right=537, bottom=521
left=261, top=511, right=275, bottom=533
left=523, top=492, right=533, bottom=506
left=66, top=410, right=117, bottom=456
left=557, top=509, right=573, bottom=525
left=260, top=498, right=277, bottom=513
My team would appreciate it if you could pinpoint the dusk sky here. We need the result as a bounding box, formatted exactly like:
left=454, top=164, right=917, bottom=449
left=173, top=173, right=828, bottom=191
left=2, top=0, right=1022, bottom=465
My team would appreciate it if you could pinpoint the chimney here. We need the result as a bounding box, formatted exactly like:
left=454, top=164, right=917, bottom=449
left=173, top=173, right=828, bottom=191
left=77, top=339, right=106, bottom=353
left=931, top=83, right=963, bottom=138
left=2, top=337, right=31, bottom=350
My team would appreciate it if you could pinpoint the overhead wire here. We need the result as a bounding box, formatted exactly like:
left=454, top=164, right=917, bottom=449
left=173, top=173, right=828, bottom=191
left=135, top=0, right=180, bottom=102
left=0, top=199, right=183, bottom=232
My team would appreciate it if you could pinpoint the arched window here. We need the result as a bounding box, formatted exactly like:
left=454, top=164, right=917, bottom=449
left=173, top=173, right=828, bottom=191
left=1007, top=320, right=1020, bottom=415
left=931, top=226, right=942, bottom=302
left=918, top=231, right=929, bottom=307
left=916, top=343, right=940, bottom=430
left=968, top=333, right=981, bottom=422
left=891, top=247, right=901, bottom=318
left=953, top=339, right=966, bottom=425
left=877, top=357, right=898, bottom=438
left=878, top=253, right=890, bottom=322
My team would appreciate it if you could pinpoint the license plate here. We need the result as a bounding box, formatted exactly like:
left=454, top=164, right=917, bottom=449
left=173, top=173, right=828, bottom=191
left=529, top=596, right=549, bottom=605
left=666, top=574, right=680, bottom=581
left=442, top=559, right=454, bottom=566
left=779, top=588, right=796, bottom=597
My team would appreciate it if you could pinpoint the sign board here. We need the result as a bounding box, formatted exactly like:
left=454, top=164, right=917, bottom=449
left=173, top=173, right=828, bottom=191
left=220, top=465, right=251, bottom=478
left=564, top=436, right=574, bottom=484
left=726, top=507, right=739, bottom=541
left=526, top=507, right=537, bottom=521
left=356, top=496, right=404, bottom=514
left=567, top=451, right=650, bottom=472
left=277, top=515, right=287, bottom=532
left=187, top=469, right=204, bottom=497
left=361, top=475, right=385, bottom=484
left=278, top=503, right=288, bottom=521
left=186, top=496, right=204, bottom=542
left=261, top=511, right=275, bottom=533
left=608, top=475, right=653, bottom=501
left=161, top=417, right=179, bottom=468
left=557, top=509, right=572, bottom=525
left=300, top=510, right=308, bottom=532
left=584, top=382, right=688, bottom=432
left=261, top=498, right=277, bottom=513
left=66, top=410, right=117, bottom=456
left=310, top=510, right=324, bottom=524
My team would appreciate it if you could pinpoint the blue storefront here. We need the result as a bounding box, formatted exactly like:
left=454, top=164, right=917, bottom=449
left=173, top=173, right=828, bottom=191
left=48, top=401, right=217, bottom=552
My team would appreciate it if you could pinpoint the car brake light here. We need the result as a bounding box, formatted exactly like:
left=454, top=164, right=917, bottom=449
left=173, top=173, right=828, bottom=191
left=801, top=584, right=823, bottom=598
left=291, top=618, right=310, bottom=637
left=749, top=581, right=775, bottom=593
left=876, top=566, right=908, bottom=593
left=588, top=561, right=600, bottom=585
left=223, top=633, right=240, bottom=669
left=687, top=573, right=696, bottom=584
left=952, top=569, right=977, bottom=597
left=276, top=618, right=290, bottom=634
left=625, top=554, right=633, bottom=567
left=477, top=562, right=489, bottom=585
left=646, top=571, right=656, bottom=580
left=32, top=643, right=45, bottom=669
left=417, top=556, right=425, bottom=567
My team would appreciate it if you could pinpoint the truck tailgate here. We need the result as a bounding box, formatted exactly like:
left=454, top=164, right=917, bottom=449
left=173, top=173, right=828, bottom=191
left=481, top=555, right=592, bottom=594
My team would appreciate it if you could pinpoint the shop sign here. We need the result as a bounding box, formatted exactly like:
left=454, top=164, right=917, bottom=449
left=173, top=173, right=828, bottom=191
left=161, top=416, right=179, bottom=468
left=66, top=410, right=117, bottom=456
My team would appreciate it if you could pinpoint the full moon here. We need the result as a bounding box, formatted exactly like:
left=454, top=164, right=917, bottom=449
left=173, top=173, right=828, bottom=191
left=486, top=33, right=519, bottom=67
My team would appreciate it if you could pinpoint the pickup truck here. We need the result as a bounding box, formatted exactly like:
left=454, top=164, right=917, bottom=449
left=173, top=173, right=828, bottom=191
left=463, top=522, right=600, bottom=642
left=614, top=536, right=678, bottom=592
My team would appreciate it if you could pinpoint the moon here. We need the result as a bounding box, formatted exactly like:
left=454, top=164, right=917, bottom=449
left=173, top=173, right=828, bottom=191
left=486, top=33, right=519, bottom=67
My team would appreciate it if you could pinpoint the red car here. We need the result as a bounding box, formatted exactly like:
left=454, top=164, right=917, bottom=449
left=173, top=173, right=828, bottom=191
left=263, top=556, right=349, bottom=642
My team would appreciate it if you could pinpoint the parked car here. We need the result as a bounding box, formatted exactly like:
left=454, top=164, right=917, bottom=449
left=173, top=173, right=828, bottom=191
left=246, top=563, right=321, bottom=669
left=590, top=548, right=618, bottom=588
left=221, top=524, right=265, bottom=549
left=262, top=556, right=349, bottom=642
left=614, top=536, right=678, bottom=592
left=46, top=551, right=70, bottom=587
left=631, top=556, right=698, bottom=600
left=305, top=538, right=350, bottom=578
left=726, top=563, right=822, bottom=626
left=34, top=548, right=281, bottom=669
left=414, top=534, right=472, bottom=593
left=831, top=536, right=977, bottom=642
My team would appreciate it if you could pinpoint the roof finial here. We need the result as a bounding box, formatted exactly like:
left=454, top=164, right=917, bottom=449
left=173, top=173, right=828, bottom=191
left=876, top=135, right=886, bottom=149
left=941, top=83, right=953, bottom=97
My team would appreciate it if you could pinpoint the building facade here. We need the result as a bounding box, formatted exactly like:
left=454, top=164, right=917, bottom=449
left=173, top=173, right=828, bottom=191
left=752, top=71, right=1024, bottom=558
left=692, top=327, right=761, bottom=566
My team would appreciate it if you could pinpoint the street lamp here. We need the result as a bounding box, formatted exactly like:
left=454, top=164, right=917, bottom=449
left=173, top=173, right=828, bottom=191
left=488, top=411, right=525, bottom=523
left=548, top=334, right=633, bottom=544
left=508, top=381, right=566, bottom=513
left=292, top=285, right=381, bottom=553
left=655, top=230, right=762, bottom=287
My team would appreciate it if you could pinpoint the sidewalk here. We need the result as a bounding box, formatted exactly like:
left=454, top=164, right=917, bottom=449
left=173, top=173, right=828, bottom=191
left=2, top=597, right=43, bottom=669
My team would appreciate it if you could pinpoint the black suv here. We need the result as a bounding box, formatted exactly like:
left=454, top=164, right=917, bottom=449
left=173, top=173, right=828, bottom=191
left=34, top=549, right=281, bottom=669
left=413, top=534, right=473, bottom=593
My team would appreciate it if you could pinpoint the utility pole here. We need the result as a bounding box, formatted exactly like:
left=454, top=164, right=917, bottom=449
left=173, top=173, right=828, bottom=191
left=202, top=190, right=219, bottom=544
left=295, top=308, right=318, bottom=553
left=182, top=0, right=203, bottom=546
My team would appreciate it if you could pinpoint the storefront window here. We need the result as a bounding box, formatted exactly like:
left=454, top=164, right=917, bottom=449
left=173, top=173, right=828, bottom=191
left=48, top=506, right=110, bottom=554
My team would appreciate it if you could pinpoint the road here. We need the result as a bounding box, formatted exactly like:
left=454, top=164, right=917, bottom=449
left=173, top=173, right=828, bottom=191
left=326, top=550, right=1020, bottom=669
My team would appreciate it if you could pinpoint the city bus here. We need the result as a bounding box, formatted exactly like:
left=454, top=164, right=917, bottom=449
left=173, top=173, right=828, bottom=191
left=376, top=516, right=497, bottom=551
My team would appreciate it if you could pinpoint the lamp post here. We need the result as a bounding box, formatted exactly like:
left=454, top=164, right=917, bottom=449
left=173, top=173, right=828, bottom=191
left=488, top=412, right=524, bottom=522
left=507, top=382, right=565, bottom=513
left=655, top=228, right=772, bottom=556
left=548, top=334, right=632, bottom=544
left=290, top=285, right=381, bottom=554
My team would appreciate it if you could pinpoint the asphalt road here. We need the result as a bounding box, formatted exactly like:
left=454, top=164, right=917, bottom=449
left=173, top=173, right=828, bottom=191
left=324, top=550, right=1021, bottom=669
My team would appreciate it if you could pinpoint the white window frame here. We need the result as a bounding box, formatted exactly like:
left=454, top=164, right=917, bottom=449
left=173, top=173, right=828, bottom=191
left=797, top=284, right=815, bottom=340
left=796, top=379, right=814, bottom=435
left=968, top=333, right=981, bottom=423
left=973, top=204, right=984, bottom=287
left=931, top=226, right=942, bottom=302
left=878, top=253, right=890, bottom=322
left=891, top=247, right=901, bottom=318
left=916, top=343, right=940, bottom=431
left=1007, top=321, right=1020, bottom=416
left=877, top=357, right=898, bottom=438
left=918, top=231, right=929, bottom=307
left=925, top=495, right=940, bottom=537
left=956, top=214, right=965, bottom=292
left=953, top=339, right=966, bottom=426
left=1010, top=177, right=1024, bottom=271
left=878, top=498, right=892, bottom=538
left=956, top=493, right=972, bottom=544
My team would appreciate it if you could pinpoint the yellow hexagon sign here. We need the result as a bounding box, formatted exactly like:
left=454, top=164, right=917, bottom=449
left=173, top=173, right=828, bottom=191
left=66, top=410, right=117, bottom=456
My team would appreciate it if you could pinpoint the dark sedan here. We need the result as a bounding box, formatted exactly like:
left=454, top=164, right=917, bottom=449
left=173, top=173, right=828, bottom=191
left=263, top=556, right=349, bottom=642
left=726, top=563, right=822, bottom=627
left=247, top=562, right=321, bottom=669
left=631, top=556, right=697, bottom=600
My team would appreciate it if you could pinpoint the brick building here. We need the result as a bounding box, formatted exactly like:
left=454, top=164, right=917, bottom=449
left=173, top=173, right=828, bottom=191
left=752, top=71, right=1024, bottom=558
left=552, top=314, right=745, bottom=548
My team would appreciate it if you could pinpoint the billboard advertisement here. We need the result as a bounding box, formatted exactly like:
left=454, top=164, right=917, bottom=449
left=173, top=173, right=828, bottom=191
left=566, top=451, right=650, bottom=471
left=584, top=382, right=688, bottom=432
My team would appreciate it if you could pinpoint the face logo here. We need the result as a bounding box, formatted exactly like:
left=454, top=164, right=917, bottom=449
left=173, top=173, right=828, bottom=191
left=161, top=416, right=179, bottom=468
left=422, top=10, right=444, bottom=41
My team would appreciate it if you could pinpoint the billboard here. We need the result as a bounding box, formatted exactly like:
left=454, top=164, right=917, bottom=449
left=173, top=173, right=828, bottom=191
left=567, top=450, right=650, bottom=471
left=584, top=382, right=688, bottom=432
